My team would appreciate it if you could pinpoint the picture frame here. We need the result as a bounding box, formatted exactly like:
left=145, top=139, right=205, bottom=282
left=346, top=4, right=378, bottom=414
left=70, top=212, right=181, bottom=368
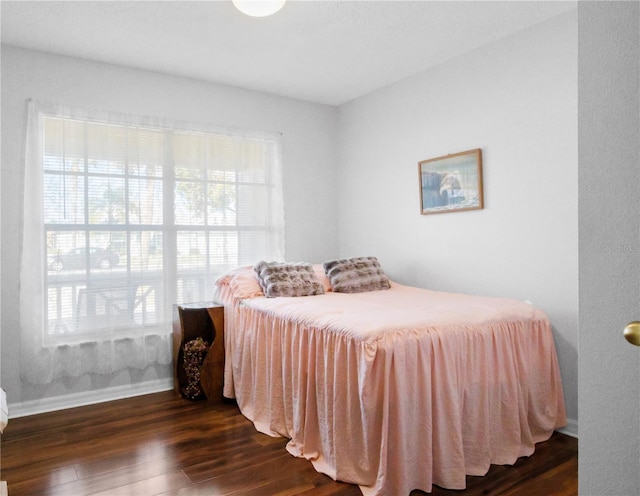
left=419, top=148, right=484, bottom=215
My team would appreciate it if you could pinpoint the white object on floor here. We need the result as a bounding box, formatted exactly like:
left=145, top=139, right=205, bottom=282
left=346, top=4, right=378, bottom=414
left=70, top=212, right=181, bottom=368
left=0, top=388, right=8, bottom=433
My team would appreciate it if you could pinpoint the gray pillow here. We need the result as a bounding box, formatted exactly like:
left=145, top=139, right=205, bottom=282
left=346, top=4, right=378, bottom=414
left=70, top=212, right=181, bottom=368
left=254, top=261, right=326, bottom=298
left=323, top=256, right=391, bottom=293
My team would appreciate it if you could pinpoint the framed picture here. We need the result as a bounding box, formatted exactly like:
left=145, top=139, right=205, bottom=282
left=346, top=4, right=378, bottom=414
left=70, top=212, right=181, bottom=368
left=419, top=148, right=484, bottom=215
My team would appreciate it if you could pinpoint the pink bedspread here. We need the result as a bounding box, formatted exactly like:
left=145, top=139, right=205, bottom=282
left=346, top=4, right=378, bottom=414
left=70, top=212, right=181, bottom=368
left=216, top=277, right=566, bottom=495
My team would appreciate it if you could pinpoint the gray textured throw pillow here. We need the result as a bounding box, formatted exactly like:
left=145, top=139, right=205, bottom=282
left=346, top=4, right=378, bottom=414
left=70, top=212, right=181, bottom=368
left=254, top=261, right=326, bottom=298
left=323, top=256, right=391, bottom=293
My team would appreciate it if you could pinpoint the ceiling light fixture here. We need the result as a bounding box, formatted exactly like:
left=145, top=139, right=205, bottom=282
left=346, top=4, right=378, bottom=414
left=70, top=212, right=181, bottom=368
left=232, top=0, right=286, bottom=17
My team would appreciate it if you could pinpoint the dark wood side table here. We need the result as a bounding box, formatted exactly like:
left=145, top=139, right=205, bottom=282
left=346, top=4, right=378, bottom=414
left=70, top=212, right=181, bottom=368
left=172, top=302, right=224, bottom=402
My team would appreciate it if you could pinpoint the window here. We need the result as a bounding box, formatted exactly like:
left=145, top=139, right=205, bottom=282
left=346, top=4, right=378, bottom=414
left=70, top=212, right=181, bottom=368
left=38, top=111, right=283, bottom=346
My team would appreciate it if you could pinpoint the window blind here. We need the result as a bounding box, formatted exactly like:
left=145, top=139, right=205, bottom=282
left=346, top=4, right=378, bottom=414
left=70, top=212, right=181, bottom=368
left=39, top=112, right=283, bottom=346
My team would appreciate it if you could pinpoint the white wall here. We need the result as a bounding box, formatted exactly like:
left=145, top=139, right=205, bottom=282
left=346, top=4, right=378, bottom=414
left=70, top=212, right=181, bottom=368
left=1, top=45, right=339, bottom=409
left=336, top=11, right=578, bottom=427
left=2, top=11, right=580, bottom=430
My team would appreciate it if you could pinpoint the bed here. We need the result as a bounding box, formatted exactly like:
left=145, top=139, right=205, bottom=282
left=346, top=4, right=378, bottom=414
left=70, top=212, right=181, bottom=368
left=214, top=257, right=566, bottom=496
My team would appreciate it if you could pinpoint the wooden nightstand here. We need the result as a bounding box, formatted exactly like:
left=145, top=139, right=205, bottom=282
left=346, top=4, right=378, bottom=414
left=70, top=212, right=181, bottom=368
left=172, top=302, right=224, bottom=402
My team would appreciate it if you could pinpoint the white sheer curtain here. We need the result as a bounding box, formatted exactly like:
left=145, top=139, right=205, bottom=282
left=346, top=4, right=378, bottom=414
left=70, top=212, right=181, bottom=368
left=20, top=100, right=284, bottom=384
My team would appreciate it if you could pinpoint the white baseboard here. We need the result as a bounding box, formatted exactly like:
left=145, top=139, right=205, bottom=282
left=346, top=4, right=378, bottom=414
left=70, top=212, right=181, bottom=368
left=7, top=378, right=173, bottom=419
left=558, top=417, right=578, bottom=438
left=7, top=382, right=579, bottom=442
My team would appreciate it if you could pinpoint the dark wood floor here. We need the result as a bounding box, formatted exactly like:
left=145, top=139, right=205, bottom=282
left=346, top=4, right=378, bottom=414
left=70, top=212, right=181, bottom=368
left=0, top=391, right=577, bottom=496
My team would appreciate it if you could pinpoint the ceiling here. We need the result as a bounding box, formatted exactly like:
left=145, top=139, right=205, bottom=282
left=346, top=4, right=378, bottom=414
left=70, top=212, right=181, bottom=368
left=1, top=1, right=576, bottom=106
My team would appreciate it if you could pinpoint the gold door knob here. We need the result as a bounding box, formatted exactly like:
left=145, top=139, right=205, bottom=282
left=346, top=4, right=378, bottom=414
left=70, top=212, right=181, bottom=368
left=623, top=321, right=640, bottom=346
